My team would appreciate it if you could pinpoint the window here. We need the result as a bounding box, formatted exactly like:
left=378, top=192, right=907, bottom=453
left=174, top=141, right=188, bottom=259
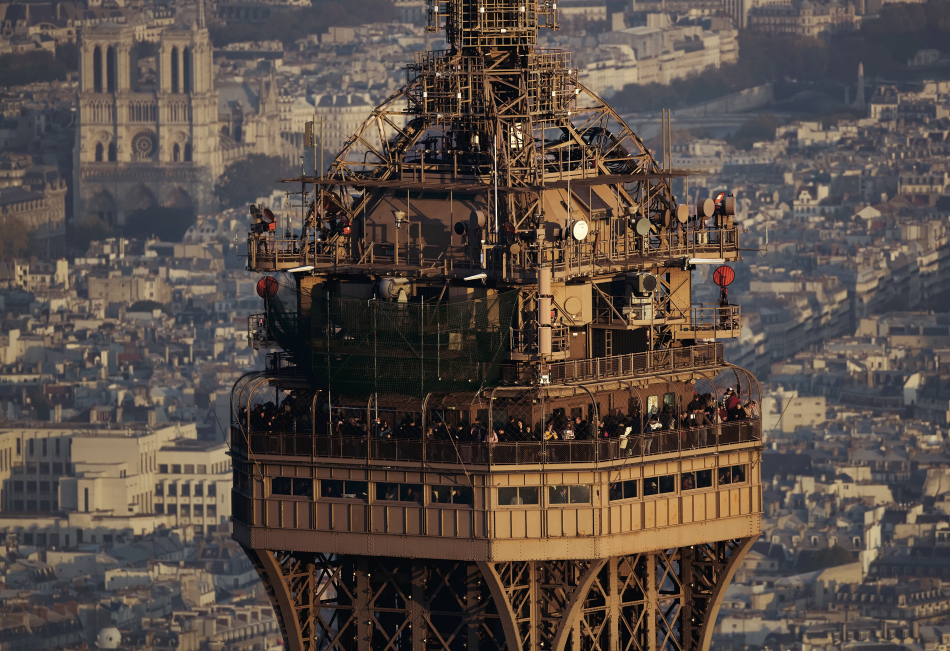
left=498, top=486, right=539, bottom=506
left=173, top=143, right=180, bottom=162
left=26, top=481, right=36, bottom=492
left=42, top=440, right=47, bottom=456
left=16, top=439, right=20, bottom=455
left=207, top=505, right=217, bottom=518
left=168, top=484, right=177, bottom=497
left=376, top=483, right=423, bottom=503
left=193, top=504, right=203, bottom=517
left=644, top=475, right=675, bottom=496
left=107, top=143, right=116, bottom=162
left=28, top=440, right=34, bottom=456
left=431, top=485, right=474, bottom=506
left=39, top=463, right=49, bottom=474
left=55, top=440, right=60, bottom=456
left=609, top=480, right=638, bottom=501
left=167, top=504, right=177, bottom=515
left=95, top=143, right=104, bottom=161
left=172, top=464, right=181, bottom=474
left=197, top=464, right=206, bottom=474
left=194, top=525, right=204, bottom=535
left=271, top=477, right=313, bottom=498
left=39, top=481, right=49, bottom=494
left=548, top=485, right=590, bottom=505
left=159, top=464, right=168, bottom=474
left=180, top=505, right=190, bottom=517
left=321, top=480, right=368, bottom=500
left=13, top=481, right=23, bottom=492
left=194, top=483, right=203, bottom=497
left=155, top=483, right=164, bottom=496
left=156, top=504, right=164, bottom=514
left=181, top=483, right=190, bottom=497
left=52, top=462, right=62, bottom=474
left=208, top=483, right=216, bottom=497
left=681, top=470, right=713, bottom=491
left=184, top=464, right=194, bottom=474
left=719, top=465, right=746, bottom=486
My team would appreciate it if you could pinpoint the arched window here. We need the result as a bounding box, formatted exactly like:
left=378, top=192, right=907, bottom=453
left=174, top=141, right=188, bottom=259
left=108, top=142, right=116, bottom=162
left=173, top=143, right=180, bottom=162
left=171, top=47, right=179, bottom=93
left=95, top=143, right=103, bottom=162
left=184, top=143, right=192, bottom=162
left=106, top=46, right=117, bottom=93
left=182, top=47, right=192, bottom=93
left=93, top=46, right=103, bottom=92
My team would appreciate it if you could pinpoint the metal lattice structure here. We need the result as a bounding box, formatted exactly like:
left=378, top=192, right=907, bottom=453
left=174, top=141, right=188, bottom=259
left=233, top=1, right=761, bottom=649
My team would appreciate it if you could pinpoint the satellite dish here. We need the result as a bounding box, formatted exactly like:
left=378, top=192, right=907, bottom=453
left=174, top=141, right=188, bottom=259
left=635, top=218, right=651, bottom=236
left=571, top=220, right=589, bottom=241
left=509, top=242, right=522, bottom=255
left=470, top=210, right=487, bottom=228
left=713, top=265, right=735, bottom=287
left=249, top=204, right=262, bottom=222
left=454, top=222, right=467, bottom=235
left=262, top=208, right=276, bottom=224
left=662, top=209, right=671, bottom=228
left=675, top=204, right=689, bottom=224
left=700, top=199, right=715, bottom=218
left=256, top=277, right=279, bottom=298
left=724, top=195, right=736, bottom=216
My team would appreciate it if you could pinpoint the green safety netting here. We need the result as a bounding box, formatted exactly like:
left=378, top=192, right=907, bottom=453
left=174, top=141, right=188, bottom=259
left=265, top=290, right=518, bottom=397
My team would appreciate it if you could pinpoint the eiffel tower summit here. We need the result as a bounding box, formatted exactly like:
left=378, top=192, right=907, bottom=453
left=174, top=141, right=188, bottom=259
left=230, top=1, right=763, bottom=649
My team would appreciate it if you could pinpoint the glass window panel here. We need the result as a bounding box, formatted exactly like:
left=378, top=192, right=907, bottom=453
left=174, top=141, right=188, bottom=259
left=520, top=487, right=539, bottom=505
left=400, top=484, right=423, bottom=503
left=658, top=475, right=675, bottom=494
left=321, top=479, right=344, bottom=498
left=623, top=480, right=638, bottom=499
left=292, top=478, right=313, bottom=498
left=454, top=486, right=474, bottom=506
left=499, top=487, right=518, bottom=505
left=377, top=482, right=400, bottom=501
left=569, top=485, right=590, bottom=504
left=697, top=470, right=713, bottom=488
left=344, top=481, right=368, bottom=500
left=272, top=477, right=292, bottom=496
left=548, top=485, right=570, bottom=504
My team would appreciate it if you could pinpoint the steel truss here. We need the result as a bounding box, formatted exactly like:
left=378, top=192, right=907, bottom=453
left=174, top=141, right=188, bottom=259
left=244, top=538, right=754, bottom=651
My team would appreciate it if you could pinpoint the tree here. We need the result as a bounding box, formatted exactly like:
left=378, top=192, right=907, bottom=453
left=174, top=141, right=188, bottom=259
left=124, top=206, right=195, bottom=241
left=727, top=114, right=785, bottom=150
left=215, top=154, right=299, bottom=209
left=71, top=216, right=114, bottom=253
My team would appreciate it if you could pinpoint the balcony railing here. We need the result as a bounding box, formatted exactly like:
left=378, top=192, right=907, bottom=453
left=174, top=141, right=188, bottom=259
left=510, top=324, right=569, bottom=360
left=673, top=305, right=741, bottom=339
left=246, top=224, right=741, bottom=278
left=232, top=419, right=760, bottom=466
left=498, top=341, right=723, bottom=384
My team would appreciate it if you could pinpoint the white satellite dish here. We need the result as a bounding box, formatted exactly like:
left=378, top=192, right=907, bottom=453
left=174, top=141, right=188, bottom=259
left=571, top=220, right=589, bottom=241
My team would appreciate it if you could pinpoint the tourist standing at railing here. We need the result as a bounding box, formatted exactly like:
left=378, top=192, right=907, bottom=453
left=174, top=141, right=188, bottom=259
left=573, top=415, right=591, bottom=440
left=543, top=423, right=558, bottom=442
left=471, top=417, right=487, bottom=444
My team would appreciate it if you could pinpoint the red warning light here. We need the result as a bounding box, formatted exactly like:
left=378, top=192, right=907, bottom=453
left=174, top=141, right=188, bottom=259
left=713, top=265, right=735, bottom=287
left=256, top=277, right=279, bottom=298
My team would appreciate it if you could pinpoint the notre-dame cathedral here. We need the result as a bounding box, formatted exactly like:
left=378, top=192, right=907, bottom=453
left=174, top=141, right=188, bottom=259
left=74, top=1, right=295, bottom=229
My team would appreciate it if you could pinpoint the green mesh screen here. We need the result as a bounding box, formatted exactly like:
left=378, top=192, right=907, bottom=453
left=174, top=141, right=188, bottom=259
left=266, top=290, right=518, bottom=397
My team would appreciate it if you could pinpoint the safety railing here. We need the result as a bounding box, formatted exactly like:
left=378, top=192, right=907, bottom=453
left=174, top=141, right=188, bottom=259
left=678, top=305, right=741, bottom=338
left=534, top=341, right=723, bottom=384
left=245, top=223, right=741, bottom=277
left=235, top=419, right=760, bottom=466
left=510, top=324, right=569, bottom=359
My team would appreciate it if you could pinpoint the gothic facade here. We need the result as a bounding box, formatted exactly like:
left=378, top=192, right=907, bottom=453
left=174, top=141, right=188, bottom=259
left=74, top=5, right=296, bottom=231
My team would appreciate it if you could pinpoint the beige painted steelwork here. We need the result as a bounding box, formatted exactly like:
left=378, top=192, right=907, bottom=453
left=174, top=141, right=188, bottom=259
left=232, top=0, right=761, bottom=648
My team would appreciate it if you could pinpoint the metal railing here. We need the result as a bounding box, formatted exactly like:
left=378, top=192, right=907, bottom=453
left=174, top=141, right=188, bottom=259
left=234, top=419, right=760, bottom=467
left=245, top=224, right=741, bottom=278
left=510, top=324, right=569, bottom=358
left=685, top=305, right=741, bottom=334
left=539, top=342, right=723, bottom=384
